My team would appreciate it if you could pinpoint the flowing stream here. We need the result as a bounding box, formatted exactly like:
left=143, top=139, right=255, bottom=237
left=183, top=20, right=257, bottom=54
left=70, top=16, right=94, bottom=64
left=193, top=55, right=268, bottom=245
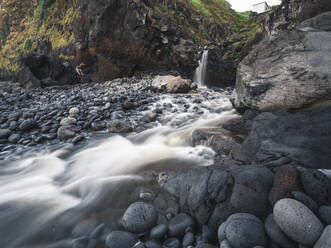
left=0, top=88, right=238, bottom=247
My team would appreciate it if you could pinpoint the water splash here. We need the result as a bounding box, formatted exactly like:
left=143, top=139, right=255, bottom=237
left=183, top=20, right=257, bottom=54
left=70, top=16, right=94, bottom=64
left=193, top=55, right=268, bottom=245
left=194, top=50, right=209, bottom=87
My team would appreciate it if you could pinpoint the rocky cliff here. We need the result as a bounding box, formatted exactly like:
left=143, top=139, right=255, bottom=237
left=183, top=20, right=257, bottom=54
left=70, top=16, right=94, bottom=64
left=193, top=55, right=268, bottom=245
left=232, top=1, right=331, bottom=112
left=0, top=0, right=257, bottom=87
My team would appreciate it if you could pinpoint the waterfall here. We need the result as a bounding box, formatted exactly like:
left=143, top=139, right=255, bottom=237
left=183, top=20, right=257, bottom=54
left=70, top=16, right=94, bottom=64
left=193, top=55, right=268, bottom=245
left=194, top=50, right=209, bottom=87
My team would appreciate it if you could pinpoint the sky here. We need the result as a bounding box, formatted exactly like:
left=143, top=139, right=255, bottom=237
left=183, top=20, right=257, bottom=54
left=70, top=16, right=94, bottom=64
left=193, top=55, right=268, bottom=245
left=227, top=0, right=281, bottom=12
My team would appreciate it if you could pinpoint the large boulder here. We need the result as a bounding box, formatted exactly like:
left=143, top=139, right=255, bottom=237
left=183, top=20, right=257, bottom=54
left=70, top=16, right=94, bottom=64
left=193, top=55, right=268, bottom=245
left=232, top=12, right=331, bottom=112
left=162, top=165, right=273, bottom=228
left=239, top=105, right=331, bottom=169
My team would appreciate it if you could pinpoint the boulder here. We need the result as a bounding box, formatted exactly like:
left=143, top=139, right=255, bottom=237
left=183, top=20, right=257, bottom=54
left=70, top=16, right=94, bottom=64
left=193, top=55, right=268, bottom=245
left=298, top=12, right=331, bottom=32
left=269, top=165, right=302, bottom=206
left=218, top=213, right=266, bottom=248
left=273, top=198, right=324, bottom=246
left=105, top=231, right=139, bottom=248
left=232, top=16, right=331, bottom=112
left=152, top=75, right=192, bottom=94
left=163, top=165, right=273, bottom=228
left=122, top=202, right=158, bottom=234
left=265, top=214, right=297, bottom=248
left=314, top=225, right=331, bottom=248
left=240, top=105, right=331, bottom=169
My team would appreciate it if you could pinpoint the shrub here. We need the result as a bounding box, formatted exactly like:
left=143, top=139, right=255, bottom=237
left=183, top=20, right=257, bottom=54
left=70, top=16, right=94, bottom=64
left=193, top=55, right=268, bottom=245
left=23, top=39, right=33, bottom=51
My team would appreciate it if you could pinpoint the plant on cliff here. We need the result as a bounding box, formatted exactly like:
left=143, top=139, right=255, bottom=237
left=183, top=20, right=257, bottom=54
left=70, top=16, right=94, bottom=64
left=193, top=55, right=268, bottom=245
left=23, top=39, right=33, bottom=51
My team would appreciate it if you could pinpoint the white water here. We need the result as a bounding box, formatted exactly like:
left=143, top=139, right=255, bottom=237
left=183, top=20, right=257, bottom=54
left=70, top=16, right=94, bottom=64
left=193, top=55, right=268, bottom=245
left=194, top=50, right=209, bottom=87
left=0, top=89, right=239, bottom=247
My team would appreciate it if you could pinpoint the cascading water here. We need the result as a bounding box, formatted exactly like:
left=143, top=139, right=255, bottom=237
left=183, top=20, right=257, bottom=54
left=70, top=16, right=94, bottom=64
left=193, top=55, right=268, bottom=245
left=0, top=88, right=239, bottom=248
left=194, top=50, right=209, bottom=87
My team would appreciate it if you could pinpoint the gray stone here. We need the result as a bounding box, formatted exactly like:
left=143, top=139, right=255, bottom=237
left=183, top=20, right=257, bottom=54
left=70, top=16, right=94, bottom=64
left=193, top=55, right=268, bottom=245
left=194, top=243, right=217, bottom=248
left=69, top=107, right=80, bottom=116
left=220, top=240, right=232, bottom=248
left=319, top=206, right=331, bottom=225
left=239, top=105, right=331, bottom=169
left=232, top=29, right=331, bottom=112
left=163, top=238, right=180, bottom=248
left=168, top=213, right=194, bottom=238
left=301, top=169, right=331, bottom=205
left=8, top=134, right=21, bottom=143
left=19, top=119, right=37, bottom=131
left=107, top=120, right=133, bottom=133
left=264, top=214, right=297, bottom=248
left=273, top=198, right=324, bottom=246
left=291, top=191, right=318, bottom=213
left=72, top=218, right=98, bottom=238
left=314, top=225, right=331, bottom=248
left=105, top=231, right=139, bottom=248
left=122, top=202, right=158, bottom=234
left=0, top=129, right=11, bottom=139
left=60, top=117, right=77, bottom=126
left=57, top=126, right=76, bottom=140
left=222, top=213, right=266, bottom=248
left=145, top=240, right=162, bottom=248
left=298, top=12, right=331, bottom=32
left=182, top=232, right=195, bottom=247
left=150, top=224, right=168, bottom=240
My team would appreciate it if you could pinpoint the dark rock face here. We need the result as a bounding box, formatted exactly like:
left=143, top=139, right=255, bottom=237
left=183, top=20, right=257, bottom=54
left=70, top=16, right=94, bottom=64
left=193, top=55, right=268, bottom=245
left=239, top=105, right=331, bottom=169
left=269, top=165, right=302, bottom=206
left=232, top=28, right=331, bottom=112
left=75, top=0, right=200, bottom=82
left=263, top=0, right=331, bottom=35
left=163, top=165, right=273, bottom=228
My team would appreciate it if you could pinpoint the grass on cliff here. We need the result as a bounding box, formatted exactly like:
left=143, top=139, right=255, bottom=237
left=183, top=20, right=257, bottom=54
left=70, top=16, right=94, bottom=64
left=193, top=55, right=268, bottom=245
left=0, top=0, right=78, bottom=72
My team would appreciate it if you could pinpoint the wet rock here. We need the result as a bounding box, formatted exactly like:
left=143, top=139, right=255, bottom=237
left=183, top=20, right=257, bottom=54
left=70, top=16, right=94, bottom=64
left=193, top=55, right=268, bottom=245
left=201, top=225, right=216, bottom=243
left=319, top=206, right=331, bottom=225
left=19, top=119, right=37, bottom=131
left=145, top=240, right=162, bottom=248
left=301, top=169, right=331, bottom=205
left=269, top=165, right=302, bottom=206
left=163, top=238, right=180, bottom=248
left=265, top=214, right=297, bottom=248
left=141, top=113, right=157, bottom=123
left=57, top=126, right=76, bottom=140
left=240, top=105, right=331, bottom=169
left=122, top=202, right=158, bottom=234
left=69, top=107, right=80, bottom=117
left=0, top=129, right=11, bottom=139
left=72, top=218, right=98, bottom=238
left=60, top=117, right=77, bottom=126
left=291, top=191, right=318, bottom=214
left=168, top=213, right=194, bottom=238
left=105, top=231, right=139, bottom=248
left=273, top=198, right=324, bottom=246
left=150, top=224, right=168, bottom=240
left=195, top=243, right=218, bottom=248
left=152, top=76, right=192, bottom=94
left=107, top=120, right=133, bottom=133
left=219, top=213, right=266, bottom=248
left=232, top=26, right=331, bottom=111
left=314, top=225, right=331, bottom=248
left=220, top=240, right=232, bottom=248
left=182, top=232, right=195, bottom=247
left=8, top=134, right=21, bottom=144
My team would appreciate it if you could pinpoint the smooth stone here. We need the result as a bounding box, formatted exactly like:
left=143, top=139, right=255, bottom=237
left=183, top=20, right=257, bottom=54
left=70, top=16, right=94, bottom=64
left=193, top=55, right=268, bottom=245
left=168, top=213, right=195, bottom=238
left=0, top=129, right=11, bottom=139
left=217, top=222, right=227, bottom=242
left=194, top=243, right=217, bottom=248
left=150, top=224, right=168, bottom=240
left=202, top=225, right=216, bottom=243
left=264, top=214, right=297, bottom=248
left=163, top=238, right=180, bottom=248
left=223, top=213, right=266, bottom=248
left=107, top=120, right=133, bottom=133
left=145, top=240, right=162, bottom=248
left=182, top=232, right=195, bottom=247
left=19, top=119, right=37, bottom=131
left=8, top=133, right=21, bottom=143
left=69, top=107, right=80, bottom=116
left=274, top=198, right=324, bottom=246
left=122, top=202, right=158, bottom=234
left=319, top=206, right=331, bottom=225
left=301, top=169, right=331, bottom=205
left=291, top=191, right=319, bottom=213
left=220, top=240, right=232, bottom=248
left=105, top=231, right=139, bottom=248
left=72, top=218, right=98, bottom=238
left=57, top=126, right=76, bottom=140
left=60, top=117, right=77, bottom=126
left=314, top=225, right=331, bottom=248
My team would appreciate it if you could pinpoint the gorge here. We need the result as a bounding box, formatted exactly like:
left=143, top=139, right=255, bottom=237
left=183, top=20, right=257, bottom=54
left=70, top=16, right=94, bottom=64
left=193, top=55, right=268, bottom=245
left=0, top=0, right=331, bottom=248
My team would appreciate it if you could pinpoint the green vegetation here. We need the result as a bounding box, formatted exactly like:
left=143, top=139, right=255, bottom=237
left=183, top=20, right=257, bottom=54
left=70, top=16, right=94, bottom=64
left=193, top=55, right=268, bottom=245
left=23, top=39, right=33, bottom=51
